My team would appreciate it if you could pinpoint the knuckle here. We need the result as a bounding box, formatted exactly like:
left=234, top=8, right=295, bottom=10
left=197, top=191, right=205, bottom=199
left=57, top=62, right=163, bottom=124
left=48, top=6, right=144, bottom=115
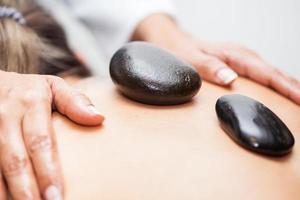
left=269, top=68, right=284, bottom=86
left=74, top=91, right=88, bottom=100
left=4, top=77, right=52, bottom=107
left=47, top=75, right=64, bottom=84
left=53, top=76, right=64, bottom=83
left=27, top=134, right=53, bottom=155
left=284, top=75, right=300, bottom=89
left=225, top=50, right=241, bottom=61
left=289, top=76, right=300, bottom=86
left=225, top=42, right=257, bottom=56
left=2, top=154, right=28, bottom=176
left=271, top=68, right=282, bottom=78
left=200, top=57, right=219, bottom=67
left=21, top=90, right=51, bottom=106
left=74, top=92, right=92, bottom=105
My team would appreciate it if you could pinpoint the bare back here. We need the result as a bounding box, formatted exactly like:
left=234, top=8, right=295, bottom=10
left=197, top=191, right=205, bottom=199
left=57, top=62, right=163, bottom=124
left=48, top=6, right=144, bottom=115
left=53, top=77, right=300, bottom=200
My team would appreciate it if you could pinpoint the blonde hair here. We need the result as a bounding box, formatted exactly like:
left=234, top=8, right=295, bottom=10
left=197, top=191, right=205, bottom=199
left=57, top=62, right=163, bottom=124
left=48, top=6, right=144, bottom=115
left=0, top=0, right=84, bottom=74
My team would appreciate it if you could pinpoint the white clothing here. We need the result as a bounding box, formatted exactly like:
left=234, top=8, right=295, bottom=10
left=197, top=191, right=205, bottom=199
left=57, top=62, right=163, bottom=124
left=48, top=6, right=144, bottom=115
left=37, top=0, right=175, bottom=76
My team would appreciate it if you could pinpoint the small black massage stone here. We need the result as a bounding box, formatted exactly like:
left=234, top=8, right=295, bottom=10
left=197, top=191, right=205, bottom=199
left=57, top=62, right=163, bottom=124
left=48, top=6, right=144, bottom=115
left=109, top=42, right=201, bottom=105
left=216, top=94, right=295, bottom=156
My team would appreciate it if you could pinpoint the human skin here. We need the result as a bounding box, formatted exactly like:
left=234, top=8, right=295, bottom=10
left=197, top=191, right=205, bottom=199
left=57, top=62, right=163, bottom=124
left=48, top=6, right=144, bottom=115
left=53, top=77, right=300, bottom=200
left=132, top=14, right=300, bottom=104
left=0, top=71, right=104, bottom=200
left=1, top=12, right=300, bottom=200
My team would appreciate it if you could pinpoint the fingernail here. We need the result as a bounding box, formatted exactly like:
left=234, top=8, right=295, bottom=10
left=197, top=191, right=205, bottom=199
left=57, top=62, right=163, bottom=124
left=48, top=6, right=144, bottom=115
left=45, top=185, right=62, bottom=200
left=87, top=105, right=102, bottom=115
left=216, top=68, right=238, bottom=84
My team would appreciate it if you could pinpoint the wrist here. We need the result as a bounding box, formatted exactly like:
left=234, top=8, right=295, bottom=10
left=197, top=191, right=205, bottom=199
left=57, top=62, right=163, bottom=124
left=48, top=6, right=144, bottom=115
left=131, top=13, right=185, bottom=49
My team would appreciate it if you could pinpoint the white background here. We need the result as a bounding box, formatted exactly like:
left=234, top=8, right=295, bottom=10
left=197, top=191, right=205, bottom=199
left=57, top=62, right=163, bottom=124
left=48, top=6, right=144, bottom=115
left=173, top=0, right=300, bottom=79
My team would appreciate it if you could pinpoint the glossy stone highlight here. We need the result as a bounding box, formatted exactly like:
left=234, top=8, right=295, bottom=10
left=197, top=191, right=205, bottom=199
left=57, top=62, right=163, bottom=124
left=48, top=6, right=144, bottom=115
left=110, top=42, right=201, bottom=105
left=216, top=94, right=295, bottom=156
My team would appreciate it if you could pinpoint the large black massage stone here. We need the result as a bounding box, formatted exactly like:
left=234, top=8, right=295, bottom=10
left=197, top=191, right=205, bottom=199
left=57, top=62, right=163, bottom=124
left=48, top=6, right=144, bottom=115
left=216, top=94, right=295, bottom=156
left=109, top=42, right=201, bottom=105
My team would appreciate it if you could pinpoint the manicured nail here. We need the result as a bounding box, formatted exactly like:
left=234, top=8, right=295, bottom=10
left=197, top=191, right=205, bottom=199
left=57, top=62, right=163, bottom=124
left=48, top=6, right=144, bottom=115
left=45, top=185, right=62, bottom=200
left=216, top=68, right=238, bottom=84
left=87, top=105, right=102, bottom=115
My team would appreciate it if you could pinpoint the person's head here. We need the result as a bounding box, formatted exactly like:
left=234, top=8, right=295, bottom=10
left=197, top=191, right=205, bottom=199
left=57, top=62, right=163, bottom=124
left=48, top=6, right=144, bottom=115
left=0, top=0, right=84, bottom=74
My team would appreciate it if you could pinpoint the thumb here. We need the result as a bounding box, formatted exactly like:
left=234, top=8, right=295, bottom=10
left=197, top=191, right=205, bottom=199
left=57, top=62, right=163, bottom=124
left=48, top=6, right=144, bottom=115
left=46, top=76, right=105, bottom=126
left=192, top=53, right=238, bottom=85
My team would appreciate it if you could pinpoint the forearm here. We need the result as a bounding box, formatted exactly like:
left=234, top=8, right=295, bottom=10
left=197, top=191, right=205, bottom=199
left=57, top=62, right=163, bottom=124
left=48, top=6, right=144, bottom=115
left=130, top=13, right=300, bottom=104
left=131, top=13, right=185, bottom=49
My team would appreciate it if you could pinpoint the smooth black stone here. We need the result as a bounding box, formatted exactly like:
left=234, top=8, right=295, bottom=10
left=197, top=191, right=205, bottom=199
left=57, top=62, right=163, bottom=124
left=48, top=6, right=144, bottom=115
left=216, top=94, right=295, bottom=156
left=109, top=42, right=201, bottom=105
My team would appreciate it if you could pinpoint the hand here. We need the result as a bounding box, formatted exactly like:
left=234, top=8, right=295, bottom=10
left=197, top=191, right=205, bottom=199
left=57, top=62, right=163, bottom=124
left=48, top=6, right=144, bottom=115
left=0, top=71, right=104, bottom=200
left=132, top=14, right=300, bottom=105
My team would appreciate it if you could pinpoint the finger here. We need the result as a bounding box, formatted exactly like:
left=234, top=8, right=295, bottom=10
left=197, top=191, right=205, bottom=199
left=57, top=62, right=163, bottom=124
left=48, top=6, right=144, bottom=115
left=0, top=171, right=8, bottom=200
left=209, top=49, right=300, bottom=104
left=219, top=50, right=274, bottom=85
left=200, top=43, right=273, bottom=83
left=46, top=76, right=104, bottom=126
left=23, top=102, right=63, bottom=200
left=191, top=52, right=238, bottom=85
left=0, top=109, right=40, bottom=200
left=269, top=69, right=300, bottom=104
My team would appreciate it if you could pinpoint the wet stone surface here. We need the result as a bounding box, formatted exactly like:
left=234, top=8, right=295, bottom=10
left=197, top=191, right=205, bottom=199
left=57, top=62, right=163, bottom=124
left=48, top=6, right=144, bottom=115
left=216, top=94, right=295, bottom=156
left=110, top=42, right=201, bottom=105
